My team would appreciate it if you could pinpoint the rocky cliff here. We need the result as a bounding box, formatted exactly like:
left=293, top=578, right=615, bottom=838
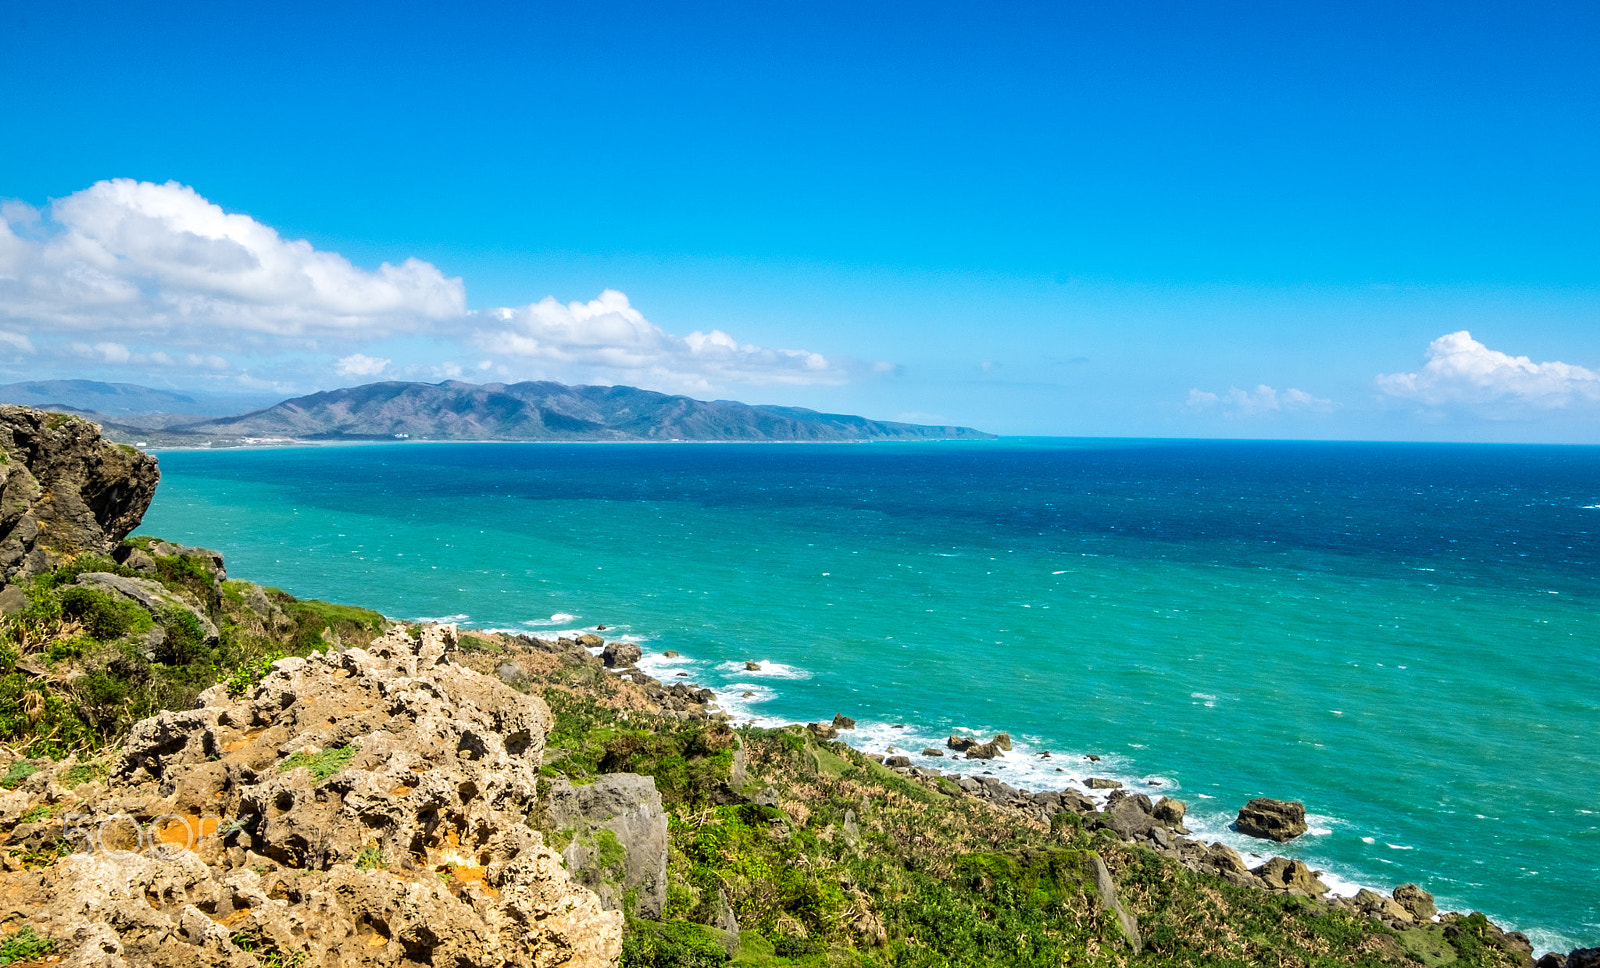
left=0, top=406, right=159, bottom=583
left=0, top=624, right=624, bottom=967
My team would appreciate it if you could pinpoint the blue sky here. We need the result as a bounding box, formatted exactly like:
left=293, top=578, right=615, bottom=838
left=2, top=0, right=1597, bottom=439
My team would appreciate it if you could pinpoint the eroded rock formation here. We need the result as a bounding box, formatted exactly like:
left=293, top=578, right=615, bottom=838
left=0, top=406, right=160, bottom=582
left=0, top=624, right=622, bottom=967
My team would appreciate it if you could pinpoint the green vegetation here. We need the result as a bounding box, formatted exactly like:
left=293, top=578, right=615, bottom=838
left=0, top=761, right=38, bottom=790
left=0, top=540, right=387, bottom=757
left=0, top=926, right=56, bottom=966
left=511, top=667, right=1528, bottom=968
left=280, top=743, right=359, bottom=783
left=57, top=758, right=106, bottom=788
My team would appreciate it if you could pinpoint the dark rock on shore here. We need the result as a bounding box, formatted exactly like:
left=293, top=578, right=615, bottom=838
left=832, top=713, right=856, bottom=729
left=1254, top=857, right=1328, bottom=896
left=1085, top=777, right=1122, bottom=790
left=1153, top=796, right=1187, bottom=826
left=602, top=640, right=642, bottom=668
left=1394, top=882, right=1438, bottom=920
left=0, top=406, right=160, bottom=582
left=1236, top=796, right=1309, bottom=841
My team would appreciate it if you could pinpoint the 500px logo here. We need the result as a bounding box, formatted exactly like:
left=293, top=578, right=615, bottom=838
left=61, top=813, right=248, bottom=857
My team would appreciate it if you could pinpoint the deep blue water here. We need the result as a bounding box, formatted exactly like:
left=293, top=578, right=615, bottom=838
left=138, top=438, right=1600, bottom=952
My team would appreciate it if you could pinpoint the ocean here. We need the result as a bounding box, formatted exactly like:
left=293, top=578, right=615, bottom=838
left=135, top=438, right=1600, bottom=952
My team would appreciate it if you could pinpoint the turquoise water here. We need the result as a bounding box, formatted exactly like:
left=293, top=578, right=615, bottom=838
left=136, top=439, right=1600, bottom=952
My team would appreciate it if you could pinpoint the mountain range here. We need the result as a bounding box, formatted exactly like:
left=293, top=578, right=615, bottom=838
left=0, top=379, right=993, bottom=444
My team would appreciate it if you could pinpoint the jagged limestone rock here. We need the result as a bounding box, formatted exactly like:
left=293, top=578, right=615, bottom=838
left=0, top=406, right=159, bottom=582
left=0, top=624, right=621, bottom=967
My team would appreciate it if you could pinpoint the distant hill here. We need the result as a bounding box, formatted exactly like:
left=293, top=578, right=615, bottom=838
left=171, top=380, right=994, bottom=442
left=0, top=380, right=280, bottom=419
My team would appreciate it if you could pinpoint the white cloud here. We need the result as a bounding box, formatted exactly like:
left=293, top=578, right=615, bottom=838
left=2, top=179, right=868, bottom=395
left=1377, top=331, right=1600, bottom=416
left=474, top=289, right=848, bottom=393
left=1187, top=384, right=1335, bottom=417
left=0, top=179, right=465, bottom=344
left=335, top=353, right=391, bottom=377
left=0, top=331, right=33, bottom=354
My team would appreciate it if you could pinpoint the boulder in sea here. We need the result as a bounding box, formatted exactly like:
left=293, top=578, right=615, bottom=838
left=1153, top=796, right=1187, bottom=826
left=921, top=748, right=943, bottom=757
left=992, top=732, right=1013, bottom=751
left=1392, top=883, right=1437, bottom=921
left=1235, top=797, right=1309, bottom=842
left=1248, top=857, right=1324, bottom=896
left=833, top=713, right=857, bottom=729
left=602, top=640, right=642, bottom=668
left=1253, top=857, right=1328, bottom=896
left=1085, top=777, right=1122, bottom=790
left=745, top=660, right=761, bottom=671
left=965, top=741, right=1003, bottom=760
left=663, top=650, right=680, bottom=657
left=577, top=632, right=605, bottom=647
left=947, top=734, right=979, bottom=752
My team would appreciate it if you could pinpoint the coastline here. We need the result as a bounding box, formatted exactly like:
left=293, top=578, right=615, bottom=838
left=486, top=625, right=1579, bottom=958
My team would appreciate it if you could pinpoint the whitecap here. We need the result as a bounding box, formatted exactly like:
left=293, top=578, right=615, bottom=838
left=414, top=613, right=470, bottom=623
left=718, top=660, right=812, bottom=680
left=1387, top=843, right=1414, bottom=850
left=515, top=613, right=580, bottom=628
left=1362, top=836, right=1376, bottom=844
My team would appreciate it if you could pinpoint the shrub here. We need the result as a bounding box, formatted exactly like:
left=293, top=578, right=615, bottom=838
left=0, top=925, right=56, bottom=965
left=57, top=587, right=151, bottom=641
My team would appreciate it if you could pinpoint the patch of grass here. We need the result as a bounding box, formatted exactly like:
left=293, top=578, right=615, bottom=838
left=19, top=804, right=55, bottom=823
left=597, top=827, right=627, bottom=877
left=280, top=743, right=359, bottom=783
left=58, top=758, right=107, bottom=787
left=0, top=925, right=56, bottom=965
left=355, top=843, right=385, bottom=871
left=622, top=919, right=730, bottom=968
left=0, top=761, right=38, bottom=790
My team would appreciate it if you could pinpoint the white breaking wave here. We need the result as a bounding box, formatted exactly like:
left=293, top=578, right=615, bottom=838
left=717, top=660, right=812, bottom=680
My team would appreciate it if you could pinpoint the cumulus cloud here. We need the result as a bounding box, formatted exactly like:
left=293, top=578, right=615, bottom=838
left=2, top=179, right=870, bottom=395
left=335, top=353, right=391, bottom=377
left=474, top=289, right=848, bottom=393
left=0, top=179, right=465, bottom=343
left=1187, top=384, right=1335, bottom=417
left=1377, top=331, right=1600, bottom=416
left=0, top=331, right=33, bottom=354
